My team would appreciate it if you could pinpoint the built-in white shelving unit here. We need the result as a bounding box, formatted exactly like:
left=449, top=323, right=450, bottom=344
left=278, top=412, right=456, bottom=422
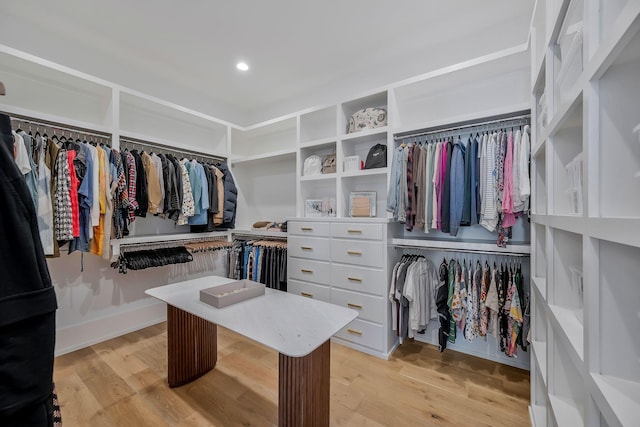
left=529, top=0, right=640, bottom=425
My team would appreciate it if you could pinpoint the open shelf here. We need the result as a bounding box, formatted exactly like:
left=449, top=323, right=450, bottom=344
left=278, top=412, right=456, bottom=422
left=231, top=148, right=296, bottom=165
left=392, top=49, right=529, bottom=131
left=300, top=105, right=337, bottom=143
left=549, top=304, right=584, bottom=364
left=110, top=231, right=228, bottom=258
left=550, top=227, right=584, bottom=326
left=391, top=238, right=532, bottom=254
left=340, top=126, right=388, bottom=142
left=340, top=174, right=387, bottom=219
left=552, top=0, right=584, bottom=112
left=597, top=0, right=640, bottom=54
left=597, top=29, right=640, bottom=218
left=231, top=117, right=296, bottom=158
left=531, top=0, right=547, bottom=88
left=120, top=91, right=228, bottom=154
left=549, top=98, right=583, bottom=216
left=591, top=373, right=640, bottom=427
left=533, top=224, right=547, bottom=279
left=598, top=240, right=640, bottom=383
left=300, top=173, right=337, bottom=182
left=340, top=91, right=388, bottom=136
left=533, top=341, right=548, bottom=387
left=0, top=49, right=113, bottom=127
left=533, top=149, right=548, bottom=214
left=233, top=154, right=296, bottom=230
left=299, top=180, right=337, bottom=219
left=548, top=328, right=586, bottom=426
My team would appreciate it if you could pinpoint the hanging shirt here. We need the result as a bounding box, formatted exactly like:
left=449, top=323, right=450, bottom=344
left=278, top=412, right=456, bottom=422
left=386, top=145, right=403, bottom=220
left=36, top=136, right=54, bottom=255
left=424, top=143, right=435, bottom=233
left=441, top=141, right=452, bottom=233
left=501, top=131, right=517, bottom=228
left=142, top=152, right=162, bottom=214
left=16, top=131, right=38, bottom=210
left=449, top=141, right=466, bottom=236
left=150, top=153, right=165, bottom=214
left=431, top=142, right=442, bottom=230
left=519, top=125, right=531, bottom=212
left=125, top=151, right=138, bottom=222
left=414, top=145, right=426, bottom=231
left=177, top=160, right=195, bottom=225
left=480, top=133, right=498, bottom=232
left=188, top=161, right=210, bottom=226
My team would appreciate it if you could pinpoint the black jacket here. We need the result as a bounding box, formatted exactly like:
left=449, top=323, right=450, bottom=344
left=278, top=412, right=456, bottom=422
left=216, top=162, right=237, bottom=228
left=0, top=114, right=57, bottom=416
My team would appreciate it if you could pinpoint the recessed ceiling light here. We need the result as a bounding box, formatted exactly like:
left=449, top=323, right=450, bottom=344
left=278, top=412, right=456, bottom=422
left=236, top=62, right=249, bottom=71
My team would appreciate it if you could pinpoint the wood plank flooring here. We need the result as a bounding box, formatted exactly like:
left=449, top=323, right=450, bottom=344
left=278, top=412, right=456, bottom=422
left=53, top=323, right=530, bottom=426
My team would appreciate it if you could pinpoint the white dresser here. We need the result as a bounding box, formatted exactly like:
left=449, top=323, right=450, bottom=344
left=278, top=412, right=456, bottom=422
left=287, top=218, right=397, bottom=358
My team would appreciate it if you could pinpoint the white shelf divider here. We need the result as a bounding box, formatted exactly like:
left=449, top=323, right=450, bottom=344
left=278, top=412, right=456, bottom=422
left=586, top=217, right=640, bottom=249
left=341, top=168, right=388, bottom=178
left=300, top=173, right=337, bottom=182
left=231, top=148, right=296, bottom=165
left=340, top=126, right=388, bottom=141
left=533, top=340, right=548, bottom=387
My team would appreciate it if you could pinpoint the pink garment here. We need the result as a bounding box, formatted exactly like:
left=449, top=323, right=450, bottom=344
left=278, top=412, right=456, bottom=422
left=67, top=150, right=80, bottom=238
left=501, top=131, right=517, bottom=228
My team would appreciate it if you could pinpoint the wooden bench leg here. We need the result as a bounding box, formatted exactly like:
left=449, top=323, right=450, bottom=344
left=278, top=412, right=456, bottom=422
left=278, top=340, right=330, bottom=427
left=167, top=305, right=217, bottom=387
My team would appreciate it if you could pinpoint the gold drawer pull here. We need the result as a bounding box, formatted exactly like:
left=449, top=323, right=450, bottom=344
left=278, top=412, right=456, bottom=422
left=347, top=229, right=362, bottom=234
left=301, top=227, right=313, bottom=231
left=347, top=277, right=362, bottom=283
left=347, top=303, right=363, bottom=309
left=347, top=328, right=363, bottom=336
left=301, top=292, right=313, bottom=298
left=347, top=250, right=362, bottom=255
left=301, top=269, right=313, bottom=273
left=301, top=246, right=313, bottom=251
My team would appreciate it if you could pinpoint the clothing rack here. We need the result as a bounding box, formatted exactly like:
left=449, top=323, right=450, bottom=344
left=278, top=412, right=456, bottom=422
left=231, top=233, right=288, bottom=241
left=7, top=112, right=112, bottom=145
left=119, top=135, right=225, bottom=164
left=118, top=235, right=228, bottom=253
left=393, top=243, right=530, bottom=258
left=394, top=110, right=531, bottom=142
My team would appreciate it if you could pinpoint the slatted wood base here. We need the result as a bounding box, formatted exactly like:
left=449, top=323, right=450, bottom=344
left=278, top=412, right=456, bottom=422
left=278, top=340, right=330, bottom=427
left=167, top=305, right=217, bottom=387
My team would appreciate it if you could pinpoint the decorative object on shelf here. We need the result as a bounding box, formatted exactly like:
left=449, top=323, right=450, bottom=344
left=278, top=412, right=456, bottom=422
left=199, top=279, right=265, bottom=308
left=344, top=155, right=360, bottom=172
left=634, top=123, right=640, bottom=178
left=349, top=191, right=376, bottom=217
left=569, top=266, right=584, bottom=324
left=303, top=154, right=322, bottom=176
left=305, top=199, right=325, bottom=217
left=364, top=143, right=387, bottom=169
left=347, top=107, right=387, bottom=133
left=322, top=152, right=336, bottom=174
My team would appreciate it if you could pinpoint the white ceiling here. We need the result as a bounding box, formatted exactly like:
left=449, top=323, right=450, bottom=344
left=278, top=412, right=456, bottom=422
left=0, top=1, right=535, bottom=126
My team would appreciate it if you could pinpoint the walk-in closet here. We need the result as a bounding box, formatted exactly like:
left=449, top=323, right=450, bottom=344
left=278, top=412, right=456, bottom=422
left=0, top=1, right=637, bottom=426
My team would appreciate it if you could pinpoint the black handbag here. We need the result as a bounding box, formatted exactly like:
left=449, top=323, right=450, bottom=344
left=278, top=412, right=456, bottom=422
left=364, top=144, right=387, bottom=169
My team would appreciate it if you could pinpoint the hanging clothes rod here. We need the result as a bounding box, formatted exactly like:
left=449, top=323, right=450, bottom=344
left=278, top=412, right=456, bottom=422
left=394, top=110, right=531, bottom=141
left=232, top=233, right=288, bottom=241
left=394, top=244, right=530, bottom=257
left=119, top=235, right=229, bottom=252
left=6, top=112, right=112, bottom=140
left=120, top=135, right=226, bottom=163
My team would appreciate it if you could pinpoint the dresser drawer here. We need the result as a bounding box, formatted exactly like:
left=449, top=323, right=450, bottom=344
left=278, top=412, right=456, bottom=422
left=288, top=221, right=330, bottom=237
left=288, top=236, right=330, bottom=261
left=331, top=264, right=386, bottom=296
left=288, top=258, right=331, bottom=285
left=331, top=223, right=383, bottom=240
left=330, top=239, right=383, bottom=267
left=330, top=288, right=385, bottom=324
left=288, top=280, right=330, bottom=303
left=334, top=318, right=384, bottom=352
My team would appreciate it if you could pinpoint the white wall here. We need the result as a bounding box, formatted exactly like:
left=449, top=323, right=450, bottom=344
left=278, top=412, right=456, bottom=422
left=50, top=225, right=228, bottom=356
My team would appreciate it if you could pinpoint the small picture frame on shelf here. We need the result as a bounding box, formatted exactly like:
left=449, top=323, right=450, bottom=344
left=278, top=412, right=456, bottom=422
left=349, top=191, right=376, bottom=217
left=305, top=199, right=324, bottom=217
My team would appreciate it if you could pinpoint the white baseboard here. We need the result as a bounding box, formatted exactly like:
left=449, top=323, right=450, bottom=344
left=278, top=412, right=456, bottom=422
left=55, top=302, right=167, bottom=356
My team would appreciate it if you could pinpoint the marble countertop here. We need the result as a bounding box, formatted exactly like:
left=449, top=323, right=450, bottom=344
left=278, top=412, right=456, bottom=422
left=146, top=276, right=358, bottom=357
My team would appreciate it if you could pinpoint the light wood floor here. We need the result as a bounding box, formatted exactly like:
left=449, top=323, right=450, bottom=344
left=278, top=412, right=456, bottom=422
left=54, top=323, right=530, bottom=426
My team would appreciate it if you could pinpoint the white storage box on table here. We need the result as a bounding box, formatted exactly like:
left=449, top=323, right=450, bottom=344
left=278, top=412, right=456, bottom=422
left=200, top=279, right=265, bottom=308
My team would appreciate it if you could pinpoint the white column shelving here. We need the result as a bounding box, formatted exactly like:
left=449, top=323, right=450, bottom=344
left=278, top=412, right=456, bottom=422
left=529, top=0, right=640, bottom=425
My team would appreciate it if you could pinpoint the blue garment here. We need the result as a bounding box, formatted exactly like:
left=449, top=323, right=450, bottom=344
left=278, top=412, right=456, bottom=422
left=449, top=141, right=466, bottom=236
left=188, top=162, right=210, bottom=225
left=386, top=146, right=403, bottom=220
